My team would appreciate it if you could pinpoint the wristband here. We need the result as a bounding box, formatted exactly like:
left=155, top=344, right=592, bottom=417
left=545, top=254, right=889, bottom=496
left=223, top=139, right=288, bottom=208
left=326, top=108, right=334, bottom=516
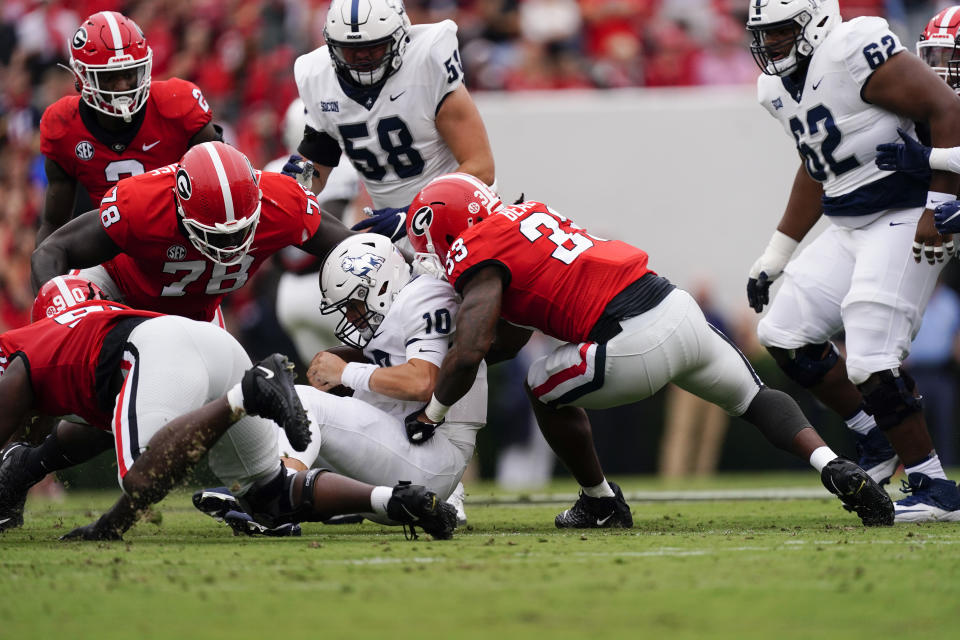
left=928, top=148, right=952, bottom=172
left=341, top=362, right=377, bottom=392
left=766, top=230, right=799, bottom=259
left=424, top=395, right=450, bottom=423
left=926, top=191, right=954, bottom=210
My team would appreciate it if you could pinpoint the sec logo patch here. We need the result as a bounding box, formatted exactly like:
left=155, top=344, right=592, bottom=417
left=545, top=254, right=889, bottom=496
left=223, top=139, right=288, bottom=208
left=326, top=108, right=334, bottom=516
left=75, top=141, right=95, bottom=161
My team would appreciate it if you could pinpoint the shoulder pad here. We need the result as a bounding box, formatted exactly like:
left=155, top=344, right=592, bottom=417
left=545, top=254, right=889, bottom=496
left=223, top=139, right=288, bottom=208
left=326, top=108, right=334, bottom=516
left=40, top=97, right=80, bottom=142
left=152, top=78, right=207, bottom=120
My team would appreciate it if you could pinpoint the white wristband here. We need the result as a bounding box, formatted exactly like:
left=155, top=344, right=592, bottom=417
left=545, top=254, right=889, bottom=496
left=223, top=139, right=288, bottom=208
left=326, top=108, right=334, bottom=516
left=926, top=190, right=954, bottom=210
left=340, top=362, right=377, bottom=392
left=928, top=148, right=953, bottom=172
left=424, top=395, right=450, bottom=423
left=767, top=230, right=800, bottom=257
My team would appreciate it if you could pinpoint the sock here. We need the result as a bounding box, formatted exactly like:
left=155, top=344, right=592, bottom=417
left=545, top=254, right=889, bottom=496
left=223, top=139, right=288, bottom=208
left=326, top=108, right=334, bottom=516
left=370, top=486, right=392, bottom=515
left=582, top=480, right=615, bottom=499
left=844, top=409, right=876, bottom=436
left=905, top=453, right=947, bottom=480
left=809, top=446, right=838, bottom=473
left=24, top=436, right=72, bottom=481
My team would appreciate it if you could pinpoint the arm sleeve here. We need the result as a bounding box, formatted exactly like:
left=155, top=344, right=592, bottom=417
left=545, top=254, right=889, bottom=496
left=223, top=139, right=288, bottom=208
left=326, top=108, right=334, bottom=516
left=298, top=126, right=342, bottom=167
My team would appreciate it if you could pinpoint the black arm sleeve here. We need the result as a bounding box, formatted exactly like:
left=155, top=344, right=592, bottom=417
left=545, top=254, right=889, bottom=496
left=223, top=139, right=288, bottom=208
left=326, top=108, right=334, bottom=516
left=298, top=125, right=342, bottom=167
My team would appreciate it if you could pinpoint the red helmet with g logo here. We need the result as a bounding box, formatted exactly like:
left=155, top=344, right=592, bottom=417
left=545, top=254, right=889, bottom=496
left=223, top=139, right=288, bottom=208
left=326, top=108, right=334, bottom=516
left=918, top=6, right=960, bottom=91
left=174, top=142, right=263, bottom=266
left=32, top=276, right=106, bottom=323
left=405, top=173, right=502, bottom=261
left=69, top=11, right=152, bottom=122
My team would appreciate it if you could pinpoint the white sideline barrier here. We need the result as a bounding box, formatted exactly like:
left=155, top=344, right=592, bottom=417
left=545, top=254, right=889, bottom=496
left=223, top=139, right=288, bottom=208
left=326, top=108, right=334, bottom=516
left=474, top=86, right=831, bottom=318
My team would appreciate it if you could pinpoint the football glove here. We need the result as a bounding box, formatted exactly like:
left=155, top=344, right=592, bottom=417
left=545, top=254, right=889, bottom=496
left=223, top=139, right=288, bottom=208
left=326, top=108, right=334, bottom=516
left=404, top=408, right=442, bottom=445
left=352, top=206, right=408, bottom=242
left=60, top=520, right=123, bottom=541
left=875, top=128, right=931, bottom=174
left=747, top=231, right=799, bottom=313
left=935, top=200, right=960, bottom=235
left=281, top=154, right=315, bottom=189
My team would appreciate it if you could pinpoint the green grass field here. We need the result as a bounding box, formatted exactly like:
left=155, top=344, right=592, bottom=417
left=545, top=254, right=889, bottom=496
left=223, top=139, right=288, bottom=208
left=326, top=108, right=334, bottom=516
left=3, top=474, right=959, bottom=640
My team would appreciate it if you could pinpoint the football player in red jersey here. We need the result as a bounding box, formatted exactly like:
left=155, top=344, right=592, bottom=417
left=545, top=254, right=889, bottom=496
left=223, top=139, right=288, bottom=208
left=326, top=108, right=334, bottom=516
left=31, top=142, right=355, bottom=322
left=403, top=173, right=894, bottom=529
left=0, top=276, right=456, bottom=540
left=38, top=11, right=221, bottom=243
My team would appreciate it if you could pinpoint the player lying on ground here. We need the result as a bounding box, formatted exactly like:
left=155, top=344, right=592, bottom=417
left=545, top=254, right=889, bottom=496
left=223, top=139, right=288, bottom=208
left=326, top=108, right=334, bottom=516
left=194, top=234, right=484, bottom=534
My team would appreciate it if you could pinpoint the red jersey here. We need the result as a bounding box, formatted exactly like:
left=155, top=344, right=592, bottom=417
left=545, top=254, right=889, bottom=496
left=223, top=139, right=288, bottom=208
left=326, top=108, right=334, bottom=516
left=445, top=202, right=654, bottom=343
left=40, top=78, right=213, bottom=204
left=0, top=301, right=160, bottom=430
left=99, top=169, right=323, bottom=322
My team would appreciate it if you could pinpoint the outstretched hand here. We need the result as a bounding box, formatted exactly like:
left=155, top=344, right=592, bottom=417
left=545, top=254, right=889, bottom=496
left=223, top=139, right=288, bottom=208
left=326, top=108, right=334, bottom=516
left=875, top=127, right=932, bottom=174
left=59, top=520, right=123, bottom=541
left=352, top=207, right=408, bottom=242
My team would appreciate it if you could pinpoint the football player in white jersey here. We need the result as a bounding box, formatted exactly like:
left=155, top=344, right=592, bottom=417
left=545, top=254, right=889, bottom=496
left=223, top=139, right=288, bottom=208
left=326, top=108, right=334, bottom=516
left=194, top=234, right=485, bottom=532
left=745, top=0, right=960, bottom=522
left=286, top=0, right=495, bottom=243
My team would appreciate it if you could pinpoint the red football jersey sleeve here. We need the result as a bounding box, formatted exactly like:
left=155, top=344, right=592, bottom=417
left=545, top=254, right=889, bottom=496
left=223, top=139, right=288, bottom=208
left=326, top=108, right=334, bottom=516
left=99, top=169, right=323, bottom=322
left=40, top=79, right=213, bottom=204
left=446, top=202, right=654, bottom=343
left=0, top=301, right=161, bottom=429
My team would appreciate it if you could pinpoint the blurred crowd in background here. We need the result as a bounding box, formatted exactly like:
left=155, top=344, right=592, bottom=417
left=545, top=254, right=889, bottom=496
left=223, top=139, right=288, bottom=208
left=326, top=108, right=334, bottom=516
left=2, top=0, right=960, bottom=484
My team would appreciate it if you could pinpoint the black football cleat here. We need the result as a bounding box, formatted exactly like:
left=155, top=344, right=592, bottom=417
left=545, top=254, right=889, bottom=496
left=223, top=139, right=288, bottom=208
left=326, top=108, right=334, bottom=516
left=242, top=354, right=312, bottom=452
left=223, top=510, right=302, bottom=537
left=821, top=457, right=894, bottom=526
left=192, top=486, right=240, bottom=522
left=555, top=481, right=634, bottom=529
left=0, top=442, right=39, bottom=532
left=387, top=481, right=457, bottom=540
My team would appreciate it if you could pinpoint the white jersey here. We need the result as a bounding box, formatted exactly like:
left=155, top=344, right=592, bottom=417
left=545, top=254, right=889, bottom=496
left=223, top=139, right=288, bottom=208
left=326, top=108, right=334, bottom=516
left=356, top=274, right=487, bottom=424
left=295, top=21, right=463, bottom=209
left=758, top=17, right=927, bottom=224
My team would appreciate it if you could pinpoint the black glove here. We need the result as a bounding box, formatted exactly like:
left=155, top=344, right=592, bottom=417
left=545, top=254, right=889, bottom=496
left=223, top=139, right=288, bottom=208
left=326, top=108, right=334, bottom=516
left=875, top=127, right=932, bottom=174
left=404, top=408, right=442, bottom=445
left=352, top=207, right=408, bottom=242
left=746, top=272, right=771, bottom=313
left=60, top=520, right=123, bottom=541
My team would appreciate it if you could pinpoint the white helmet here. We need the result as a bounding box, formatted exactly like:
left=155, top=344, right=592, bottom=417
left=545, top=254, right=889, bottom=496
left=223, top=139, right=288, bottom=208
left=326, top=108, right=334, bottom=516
left=323, top=0, right=411, bottom=87
left=282, top=98, right=306, bottom=154
left=746, top=0, right=841, bottom=76
left=320, top=233, right=411, bottom=348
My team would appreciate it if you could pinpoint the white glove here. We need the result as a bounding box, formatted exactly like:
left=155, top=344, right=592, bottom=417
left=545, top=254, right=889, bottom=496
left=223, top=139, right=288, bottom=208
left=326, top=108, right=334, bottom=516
left=411, top=252, right=447, bottom=280
left=748, top=230, right=799, bottom=282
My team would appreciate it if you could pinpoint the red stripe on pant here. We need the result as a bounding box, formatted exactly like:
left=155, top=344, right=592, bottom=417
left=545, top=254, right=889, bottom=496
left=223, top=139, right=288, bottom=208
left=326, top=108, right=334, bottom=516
left=112, top=357, right=134, bottom=478
left=532, top=343, right=592, bottom=398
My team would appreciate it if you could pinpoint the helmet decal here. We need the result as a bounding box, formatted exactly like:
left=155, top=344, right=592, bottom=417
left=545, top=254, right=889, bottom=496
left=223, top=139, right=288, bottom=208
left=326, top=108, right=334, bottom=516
left=175, top=168, right=192, bottom=200
left=410, top=206, right=434, bottom=236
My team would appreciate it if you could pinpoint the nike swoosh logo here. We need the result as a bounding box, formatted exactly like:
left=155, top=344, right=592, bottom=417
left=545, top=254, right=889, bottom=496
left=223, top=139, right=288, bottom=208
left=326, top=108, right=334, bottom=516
left=256, top=366, right=275, bottom=379
left=596, top=514, right=613, bottom=526
left=889, top=222, right=910, bottom=226
left=811, top=78, right=823, bottom=90
left=389, top=91, right=406, bottom=101
left=142, top=140, right=160, bottom=151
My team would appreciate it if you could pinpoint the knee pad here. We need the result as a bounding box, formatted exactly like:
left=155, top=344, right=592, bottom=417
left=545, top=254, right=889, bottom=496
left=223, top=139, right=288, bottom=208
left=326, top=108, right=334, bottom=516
left=857, top=368, right=923, bottom=430
left=768, top=342, right=839, bottom=388
left=240, top=467, right=325, bottom=527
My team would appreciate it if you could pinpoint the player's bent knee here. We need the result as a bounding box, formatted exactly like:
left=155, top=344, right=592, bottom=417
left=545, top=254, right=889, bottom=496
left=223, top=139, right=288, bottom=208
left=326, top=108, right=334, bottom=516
left=740, top=387, right=810, bottom=451
left=857, top=368, right=922, bottom=431
left=766, top=342, right=839, bottom=388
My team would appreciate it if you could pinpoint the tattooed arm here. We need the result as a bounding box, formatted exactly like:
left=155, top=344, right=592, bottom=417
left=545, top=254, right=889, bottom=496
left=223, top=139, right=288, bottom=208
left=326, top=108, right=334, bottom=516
left=431, top=266, right=505, bottom=406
